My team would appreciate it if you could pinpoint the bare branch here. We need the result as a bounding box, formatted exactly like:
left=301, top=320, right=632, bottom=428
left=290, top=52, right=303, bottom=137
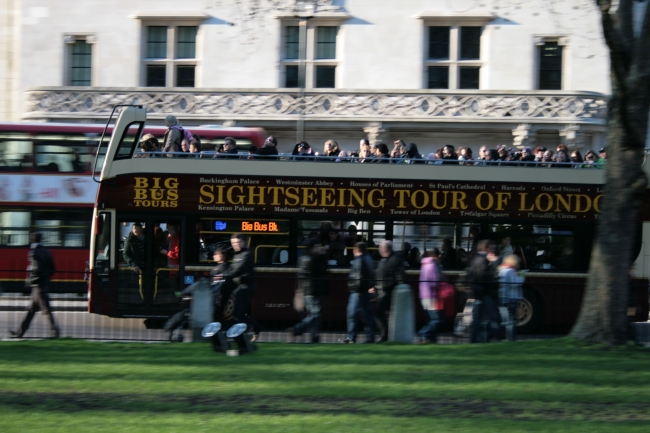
left=596, top=0, right=632, bottom=94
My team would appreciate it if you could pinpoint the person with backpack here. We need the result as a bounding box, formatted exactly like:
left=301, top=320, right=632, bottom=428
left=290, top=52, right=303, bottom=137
left=162, top=115, right=193, bottom=157
left=287, top=238, right=329, bottom=343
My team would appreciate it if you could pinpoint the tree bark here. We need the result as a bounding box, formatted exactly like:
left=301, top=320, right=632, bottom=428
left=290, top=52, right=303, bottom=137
left=570, top=0, right=650, bottom=345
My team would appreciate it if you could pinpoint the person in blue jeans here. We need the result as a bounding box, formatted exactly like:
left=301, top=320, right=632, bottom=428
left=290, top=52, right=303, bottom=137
left=498, top=255, right=525, bottom=341
left=342, top=242, right=376, bottom=343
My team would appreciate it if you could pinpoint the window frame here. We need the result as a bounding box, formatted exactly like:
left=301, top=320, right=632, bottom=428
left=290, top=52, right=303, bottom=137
left=535, top=36, right=568, bottom=91
left=63, top=34, right=97, bottom=87
left=280, top=20, right=342, bottom=89
left=417, top=14, right=492, bottom=90
left=140, top=20, right=202, bottom=88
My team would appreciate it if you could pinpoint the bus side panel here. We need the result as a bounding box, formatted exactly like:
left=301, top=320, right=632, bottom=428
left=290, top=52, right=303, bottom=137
left=88, top=270, right=115, bottom=316
left=0, top=247, right=88, bottom=294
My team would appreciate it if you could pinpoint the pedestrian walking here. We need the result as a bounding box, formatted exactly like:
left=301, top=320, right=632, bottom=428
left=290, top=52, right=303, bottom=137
left=342, top=242, right=375, bottom=343
left=465, top=239, right=499, bottom=343
left=9, top=232, right=59, bottom=339
left=372, top=240, right=405, bottom=343
left=287, top=238, right=329, bottom=343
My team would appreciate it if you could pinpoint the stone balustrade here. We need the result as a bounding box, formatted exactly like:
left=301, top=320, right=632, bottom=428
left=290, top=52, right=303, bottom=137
left=23, top=87, right=607, bottom=126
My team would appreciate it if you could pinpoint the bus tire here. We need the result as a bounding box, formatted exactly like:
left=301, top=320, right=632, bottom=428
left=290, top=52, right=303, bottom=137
left=516, top=286, right=543, bottom=334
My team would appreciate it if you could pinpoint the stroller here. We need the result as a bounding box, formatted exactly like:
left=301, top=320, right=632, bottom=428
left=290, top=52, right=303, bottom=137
left=163, top=293, right=192, bottom=342
left=163, top=279, right=226, bottom=342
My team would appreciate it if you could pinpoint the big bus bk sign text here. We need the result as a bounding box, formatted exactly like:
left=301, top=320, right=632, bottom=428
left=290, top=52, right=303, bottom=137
left=115, top=175, right=604, bottom=220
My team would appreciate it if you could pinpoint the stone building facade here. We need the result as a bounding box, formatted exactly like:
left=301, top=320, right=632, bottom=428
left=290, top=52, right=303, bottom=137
left=0, top=0, right=614, bottom=154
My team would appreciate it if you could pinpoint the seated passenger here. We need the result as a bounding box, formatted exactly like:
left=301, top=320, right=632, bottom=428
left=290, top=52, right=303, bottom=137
left=292, top=141, right=315, bottom=161
left=441, top=145, right=458, bottom=165
left=189, top=137, right=202, bottom=158
left=570, top=150, right=584, bottom=168
left=256, top=136, right=279, bottom=160
left=534, top=146, right=547, bottom=165
left=391, top=140, right=406, bottom=162
left=402, top=142, right=424, bottom=164
left=138, top=134, right=160, bottom=158
left=459, top=147, right=474, bottom=165
left=541, top=150, right=555, bottom=167
left=322, top=140, right=340, bottom=161
left=247, top=145, right=257, bottom=160
left=554, top=150, right=571, bottom=168
left=521, top=147, right=536, bottom=166
left=374, top=143, right=391, bottom=163
left=583, top=150, right=600, bottom=168
left=215, top=137, right=239, bottom=158
left=485, top=149, right=499, bottom=165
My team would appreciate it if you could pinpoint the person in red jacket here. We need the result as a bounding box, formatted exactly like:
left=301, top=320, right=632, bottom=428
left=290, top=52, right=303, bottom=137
left=160, top=225, right=180, bottom=275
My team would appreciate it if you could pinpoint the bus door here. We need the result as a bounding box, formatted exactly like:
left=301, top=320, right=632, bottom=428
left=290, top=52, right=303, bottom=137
left=115, top=218, right=183, bottom=311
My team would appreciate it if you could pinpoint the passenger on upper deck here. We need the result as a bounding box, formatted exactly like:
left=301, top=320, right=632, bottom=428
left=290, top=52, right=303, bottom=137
left=598, top=147, right=607, bottom=164
left=139, top=134, right=160, bottom=158
left=189, top=135, right=202, bottom=158
left=570, top=150, right=584, bottom=168
left=292, top=141, right=314, bottom=161
left=459, top=147, right=474, bottom=165
left=554, top=150, right=571, bottom=168
left=216, top=137, right=239, bottom=158
left=322, top=140, right=340, bottom=161
left=391, top=140, right=406, bottom=162
left=256, top=136, right=279, bottom=160
left=402, top=142, right=424, bottom=164
left=359, top=139, right=372, bottom=163
left=162, top=115, right=182, bottom=157
left=441, top=145, right=458, bottom=165
left=374, top=143, right=390, bottom=163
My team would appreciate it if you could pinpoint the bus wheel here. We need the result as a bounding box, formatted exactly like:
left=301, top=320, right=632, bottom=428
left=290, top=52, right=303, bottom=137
left=516, top=287, right=543, bottom=334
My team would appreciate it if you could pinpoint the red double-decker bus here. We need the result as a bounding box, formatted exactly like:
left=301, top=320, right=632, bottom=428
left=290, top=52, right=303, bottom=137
left=0, top=120, right=267, bottom=294
left=87, top=106, right=649, bottom=332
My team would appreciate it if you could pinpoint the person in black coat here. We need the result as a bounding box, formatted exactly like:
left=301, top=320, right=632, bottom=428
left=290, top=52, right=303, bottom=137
left=256, top=136, right=279, bottom=160
left=372, top=240, right=406, bottom=343
left=9, top=232, right=59, bottom=338
left=218, top=234, right=263, bottom=339
left=343, top=242, right=376, bottom=343
left=465, top=240, right=499, bottom=343
left=288, top=238, right=329, bottom=343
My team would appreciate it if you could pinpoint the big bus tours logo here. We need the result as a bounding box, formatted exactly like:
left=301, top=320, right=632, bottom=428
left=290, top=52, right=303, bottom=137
left=133, top=177, right=178, bottom=208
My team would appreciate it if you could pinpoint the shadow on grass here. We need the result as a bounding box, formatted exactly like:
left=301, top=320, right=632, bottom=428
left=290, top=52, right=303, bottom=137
left=1, top=391, right=649, bottom=422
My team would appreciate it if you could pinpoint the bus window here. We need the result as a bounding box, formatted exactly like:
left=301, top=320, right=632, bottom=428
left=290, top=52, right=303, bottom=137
left=393, top=221, right=463, bottom=268
left=93, top=212, right=111, bottom=276
left=0, top=211, right=30, bottom=246
left=115, top=123, right=144, bottom=160
left=153, top=221, right=181, bottom=305
left=0, top=134, right=33, bottom=171
left=298, top=220, right=386, bottom=265
left=198, top=217, right=290, bottom=265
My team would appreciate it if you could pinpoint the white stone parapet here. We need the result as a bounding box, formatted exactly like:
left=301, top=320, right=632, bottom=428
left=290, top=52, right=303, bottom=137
left=23, top=88, right=607, bottom=125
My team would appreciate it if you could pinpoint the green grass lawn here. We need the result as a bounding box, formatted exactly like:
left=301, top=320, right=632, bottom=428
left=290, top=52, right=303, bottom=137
left=0, top=338, right=649, bottom=432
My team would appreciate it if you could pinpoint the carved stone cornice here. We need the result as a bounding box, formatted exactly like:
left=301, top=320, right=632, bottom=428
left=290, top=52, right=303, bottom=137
left=22, top=88, right=607, bottom=125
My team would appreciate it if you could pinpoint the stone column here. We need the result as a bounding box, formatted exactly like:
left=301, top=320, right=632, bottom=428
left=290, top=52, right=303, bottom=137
left=559, top=124, right=585, bottom=150
left=512, top=124, right=537, bottom=149
left=363, top=122, right=385, bottom=145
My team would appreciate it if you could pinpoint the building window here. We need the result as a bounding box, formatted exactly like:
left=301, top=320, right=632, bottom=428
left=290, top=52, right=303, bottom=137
left=280, top=24, right=339, bottom=89
left=460, top=27, right=481, bottom=60
left=142, top=24, right=199, bottom=87
left=285, top=65, right=299, bottom=88
left=147, top=65, right=166, bottom=87
left=427, top=66, right=449, bottom=89
left=316, top=66, right=336, bottom=88
left=70, top=41, right=92, bottom=86
left=285, top=26, right=299, bottom=60
left=428, top=26, right=450, bottom=59
left=425, top=25, right=483, bottom=90
left=316, top=27, right=337, bottom=59
left=459, top=66, right=480, bottom=89
left=539, top=41, right=563, bottom=90
left=147, top=26, right=167, bottom=58
left=176, top=65, right=195, bottom=87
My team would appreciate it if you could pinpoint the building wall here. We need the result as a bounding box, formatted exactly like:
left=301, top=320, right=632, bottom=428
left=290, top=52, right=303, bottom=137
left=0, top=0, right=21, bottom=121
left=15, top=0, right=610, bottom=94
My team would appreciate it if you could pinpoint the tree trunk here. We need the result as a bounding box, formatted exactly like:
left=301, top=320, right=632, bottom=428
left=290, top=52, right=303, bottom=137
left=570, top=0, right=649, bottom=345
